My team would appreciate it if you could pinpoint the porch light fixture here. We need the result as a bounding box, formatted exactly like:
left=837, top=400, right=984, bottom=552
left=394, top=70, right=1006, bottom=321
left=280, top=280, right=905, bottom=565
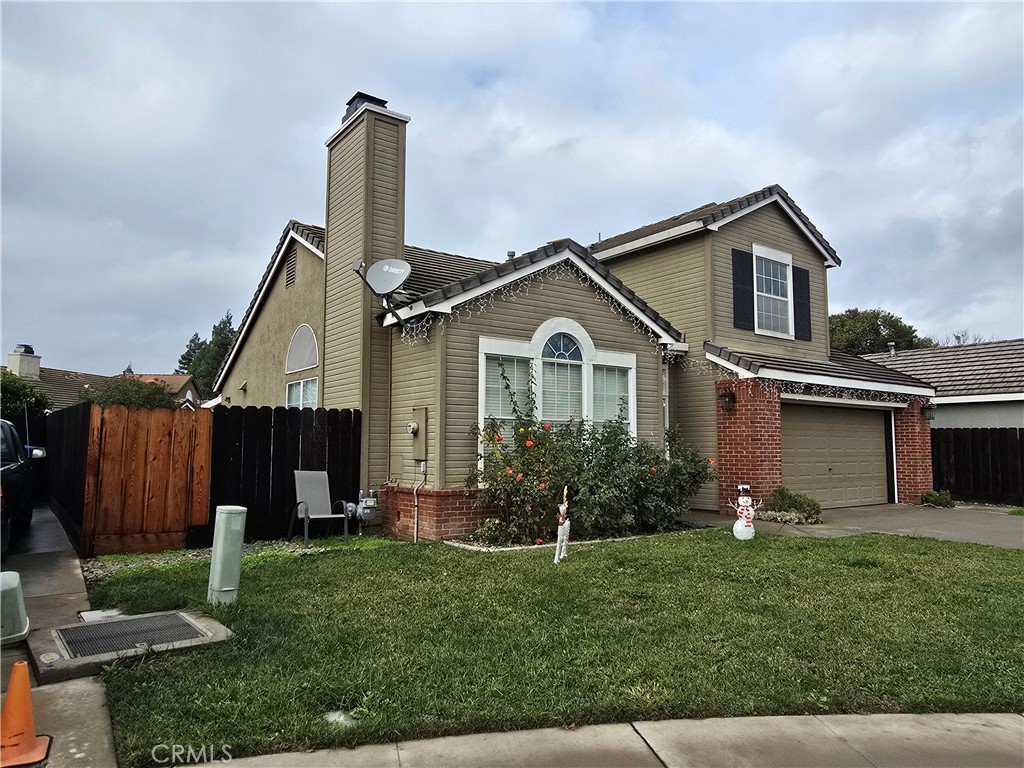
left=719, top=389, right=737, bottom=413
left=923, top=402, right=937, bottom=421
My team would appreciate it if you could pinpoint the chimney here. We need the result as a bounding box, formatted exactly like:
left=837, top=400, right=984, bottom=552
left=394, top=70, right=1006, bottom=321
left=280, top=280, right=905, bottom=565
left=506, top=250, right=516, bottom=261
left=322, top=92, right=410, bottom=490
left=7, top=344, right=40, bottom=380
left=888, top=342, right=896, bottom=358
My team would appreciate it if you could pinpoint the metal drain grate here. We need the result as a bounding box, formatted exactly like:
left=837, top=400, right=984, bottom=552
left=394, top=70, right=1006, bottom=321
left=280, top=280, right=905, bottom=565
left=56, top=613, right=209, bottom=658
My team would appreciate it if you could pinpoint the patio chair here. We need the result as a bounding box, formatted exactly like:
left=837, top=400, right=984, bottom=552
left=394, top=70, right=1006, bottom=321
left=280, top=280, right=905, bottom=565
left=288, top=470, right=352, bottom=547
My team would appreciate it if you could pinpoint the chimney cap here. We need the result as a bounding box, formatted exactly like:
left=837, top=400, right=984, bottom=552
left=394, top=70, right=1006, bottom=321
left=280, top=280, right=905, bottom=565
left=344, top=92, right=389, bottom=122
left=13, top=344, right=35, bottom=355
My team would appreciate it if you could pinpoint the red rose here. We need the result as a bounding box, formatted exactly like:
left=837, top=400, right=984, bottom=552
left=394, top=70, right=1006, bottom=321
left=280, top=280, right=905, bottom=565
left=506, top=466, right=513, bottom=475
left=535, top=538, right=544, bottom=545
left=650, top=467, right=657, bottom=473
left=543, top=423, right=552, bottom=430
left=525, top=439, right=534, bottom=448
left=516, top=473, right=523, bottom=482
left=495, top=434, right=503, bottom=442
left=708, top=458, right=716, bottom=465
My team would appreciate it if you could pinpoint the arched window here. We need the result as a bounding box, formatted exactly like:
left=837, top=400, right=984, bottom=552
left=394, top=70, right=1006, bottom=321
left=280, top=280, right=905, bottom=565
left=285, top=324, right=318, bottom=374
left=541, top=333, right=583, bottom=422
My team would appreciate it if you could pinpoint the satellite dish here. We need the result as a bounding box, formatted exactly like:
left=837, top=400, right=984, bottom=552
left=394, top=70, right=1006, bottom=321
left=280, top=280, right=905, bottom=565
left=364, top=259, right=411, bottom=296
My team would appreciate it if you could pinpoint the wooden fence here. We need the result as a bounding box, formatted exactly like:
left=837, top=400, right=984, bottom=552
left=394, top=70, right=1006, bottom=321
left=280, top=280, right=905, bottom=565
left=932, top=427, right=1023, bottom=506
left=45, top=402, right=93, bottom=538
left=190, top=406, right=362, bottom=546
left=81, top=405, right=212, bottom=555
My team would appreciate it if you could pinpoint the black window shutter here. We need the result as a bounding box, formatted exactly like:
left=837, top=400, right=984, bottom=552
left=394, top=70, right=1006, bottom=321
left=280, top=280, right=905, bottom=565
left=732, top=249, right=754, bottom=330
left=793, top=266, right=811, bottom=341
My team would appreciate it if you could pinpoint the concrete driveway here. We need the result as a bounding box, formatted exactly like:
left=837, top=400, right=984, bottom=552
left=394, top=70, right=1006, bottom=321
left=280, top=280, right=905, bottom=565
left=689, top=504, right=1024, bottom=549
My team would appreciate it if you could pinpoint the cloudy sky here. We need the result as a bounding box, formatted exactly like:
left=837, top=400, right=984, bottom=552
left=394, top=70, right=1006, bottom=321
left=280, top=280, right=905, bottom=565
left=3, top=2, right=1022, bottom=376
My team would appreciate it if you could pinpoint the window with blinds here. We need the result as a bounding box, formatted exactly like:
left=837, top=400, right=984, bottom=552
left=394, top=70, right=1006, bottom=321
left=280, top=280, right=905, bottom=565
left=286, top=378, right=317, bottom=408
left=542, top=334, right=583, bottom=423
left=593, top=365, right=629, bottom=423
left=483, top=356, right=531, bottom=432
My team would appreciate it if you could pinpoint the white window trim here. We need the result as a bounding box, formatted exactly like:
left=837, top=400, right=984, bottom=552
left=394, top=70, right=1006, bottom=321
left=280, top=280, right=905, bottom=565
left=285, top=323, right=319, bottom=374
left=286, top=377, right=318, bottom=408
left=477, top=318, right=638, bottom=441
left=752, top=243, right=795, bottom=340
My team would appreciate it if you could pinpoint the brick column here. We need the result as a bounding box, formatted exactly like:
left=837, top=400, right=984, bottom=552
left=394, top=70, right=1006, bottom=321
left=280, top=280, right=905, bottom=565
left=893, top=399, right=933, bottom=504
left=716, top=379, right=782, bottom=513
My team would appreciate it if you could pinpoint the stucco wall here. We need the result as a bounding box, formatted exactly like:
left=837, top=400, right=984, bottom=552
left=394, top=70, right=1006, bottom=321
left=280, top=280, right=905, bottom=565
left=220, top=241, right=324, bottom=407
left=933, top=401, right=1024, bottom=429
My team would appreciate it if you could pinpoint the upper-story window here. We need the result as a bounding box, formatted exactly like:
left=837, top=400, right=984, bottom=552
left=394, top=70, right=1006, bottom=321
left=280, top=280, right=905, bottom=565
left=752, top=244, right=794, bottom=339
left=285, top=324, right=318, bottom=373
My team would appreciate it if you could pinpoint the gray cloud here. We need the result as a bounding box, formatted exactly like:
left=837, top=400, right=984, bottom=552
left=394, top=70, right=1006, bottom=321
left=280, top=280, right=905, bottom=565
left=2, top=2, right=1021, bottom=378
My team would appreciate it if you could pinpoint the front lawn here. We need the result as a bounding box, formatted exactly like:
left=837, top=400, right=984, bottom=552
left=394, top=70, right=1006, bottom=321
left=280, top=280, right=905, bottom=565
left=90, top=531, right=1024, bottom=767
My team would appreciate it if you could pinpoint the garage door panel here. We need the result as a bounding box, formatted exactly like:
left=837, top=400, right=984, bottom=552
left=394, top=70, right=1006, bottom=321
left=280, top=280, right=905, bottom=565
left=782, top=404, right=888, bottom=509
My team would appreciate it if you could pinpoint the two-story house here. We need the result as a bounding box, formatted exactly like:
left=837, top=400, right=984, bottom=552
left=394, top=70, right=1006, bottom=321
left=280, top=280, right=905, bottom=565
left=214, top=92, right=935, bottom=539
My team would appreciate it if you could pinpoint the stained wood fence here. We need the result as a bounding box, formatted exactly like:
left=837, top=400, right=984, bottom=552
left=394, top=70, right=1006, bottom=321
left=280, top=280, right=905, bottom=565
left=932, top=427, right=1023, bottom=506
left=46, top=403, right=361, bottom=555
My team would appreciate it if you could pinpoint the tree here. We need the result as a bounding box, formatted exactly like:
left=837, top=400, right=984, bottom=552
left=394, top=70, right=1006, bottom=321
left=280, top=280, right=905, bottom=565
left=0, top=370, right=52, bottom=416
left=829, top=308, right=935, bottom=356
left=86, top=377, right=178, bottom=410
left=175, top=333, right=205, bottom=375
left=938, top=330, right=991, bottom=346
left=185, top=310, right=237, bottom=397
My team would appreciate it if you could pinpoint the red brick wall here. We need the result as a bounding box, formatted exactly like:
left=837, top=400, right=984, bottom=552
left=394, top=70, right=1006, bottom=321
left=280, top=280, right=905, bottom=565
left=715, top=379, right=783, bottom=513
left=894, top=399, right=934, bottom=504
left=378, top=485, right=490, bottom=540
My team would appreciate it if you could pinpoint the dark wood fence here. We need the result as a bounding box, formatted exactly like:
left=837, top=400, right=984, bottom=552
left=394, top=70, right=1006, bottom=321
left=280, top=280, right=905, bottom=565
left=189, top=406, right=362, bottom=546
left=932, top=427, right=1023, bottom=505
left=45, top=402, right=93, bottom=539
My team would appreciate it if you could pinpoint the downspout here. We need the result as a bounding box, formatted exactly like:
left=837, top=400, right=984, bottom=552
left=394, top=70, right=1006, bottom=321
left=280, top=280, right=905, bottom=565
left=412, top=459, right=427, bottom=543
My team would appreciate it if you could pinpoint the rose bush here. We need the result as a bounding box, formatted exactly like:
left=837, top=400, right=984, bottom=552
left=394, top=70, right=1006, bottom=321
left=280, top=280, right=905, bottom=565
left=467, top=363, right=716, bottom=544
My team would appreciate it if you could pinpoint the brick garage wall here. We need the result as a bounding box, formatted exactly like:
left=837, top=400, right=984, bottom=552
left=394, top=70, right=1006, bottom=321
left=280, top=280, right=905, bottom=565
left=378, top=485, right=490, bottom=540
left=894, top=399, right=934, bottom=504
left=715, top=379, right=782, bottom=513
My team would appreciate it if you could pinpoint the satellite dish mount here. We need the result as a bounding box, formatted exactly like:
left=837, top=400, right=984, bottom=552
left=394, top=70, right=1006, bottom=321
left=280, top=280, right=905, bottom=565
left=352, top=258, right=412, bottom=328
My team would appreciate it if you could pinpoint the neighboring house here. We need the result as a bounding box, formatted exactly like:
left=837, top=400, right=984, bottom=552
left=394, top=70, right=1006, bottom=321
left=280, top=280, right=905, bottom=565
left=214, top=91, right=936, bottom=539
left=864, top=340, right=1024, bottom=428
left=126, top=373, right=202, bottom=407
left=4, top=345, right=200, bottom=411
left=5, top=344, right=113, bottom=410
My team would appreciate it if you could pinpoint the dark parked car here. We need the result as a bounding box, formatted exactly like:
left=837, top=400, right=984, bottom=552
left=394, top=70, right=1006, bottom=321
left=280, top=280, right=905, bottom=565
left=1, top=418, right=45, bottom=555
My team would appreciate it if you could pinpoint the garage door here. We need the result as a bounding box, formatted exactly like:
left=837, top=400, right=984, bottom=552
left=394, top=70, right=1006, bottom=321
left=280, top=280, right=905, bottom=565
left=781, top=404, right=889, bottom=508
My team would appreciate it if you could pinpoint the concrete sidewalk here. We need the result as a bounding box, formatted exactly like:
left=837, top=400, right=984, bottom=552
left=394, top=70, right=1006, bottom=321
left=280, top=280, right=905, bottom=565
left=227, top=713, right=1024, bottom=768
left=688, top=503, right=1024, bottom=549
left=0, top=504, right=117, bottom=768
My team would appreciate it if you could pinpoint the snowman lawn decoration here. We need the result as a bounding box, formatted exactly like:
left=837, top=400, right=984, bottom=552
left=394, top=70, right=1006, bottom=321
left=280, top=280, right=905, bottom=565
left=728, top=484, right=762, bottom=541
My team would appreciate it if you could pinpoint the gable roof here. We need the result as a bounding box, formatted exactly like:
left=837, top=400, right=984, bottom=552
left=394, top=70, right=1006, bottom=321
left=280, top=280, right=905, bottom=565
left=704, top=341, right=934, bottom=396
left=384, top=238, right=684, bottom=345
left=590, top=184, right=840, bottom=267
left=863, top=339, right=1024, bottom=399
left=0, top=366, right=114, bottom=411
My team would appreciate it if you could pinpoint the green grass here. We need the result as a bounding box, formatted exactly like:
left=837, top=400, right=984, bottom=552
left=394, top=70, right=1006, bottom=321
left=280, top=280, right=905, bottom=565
left=1009, top=507, right=1024, bottom=516
left=90, top=531, right=1024, bottom=767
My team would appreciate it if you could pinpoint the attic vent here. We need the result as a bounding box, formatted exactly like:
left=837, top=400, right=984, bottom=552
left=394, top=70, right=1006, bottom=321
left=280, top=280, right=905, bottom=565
left=285, top=249, right=297, bottom=288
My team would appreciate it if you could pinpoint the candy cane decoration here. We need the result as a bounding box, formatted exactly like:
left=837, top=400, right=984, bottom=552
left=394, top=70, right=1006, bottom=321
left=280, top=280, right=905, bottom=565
left=554, top=485, right=570, bottom=564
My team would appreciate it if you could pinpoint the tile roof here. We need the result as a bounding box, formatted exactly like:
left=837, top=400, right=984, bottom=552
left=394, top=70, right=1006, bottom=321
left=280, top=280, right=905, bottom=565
left=704, top=342, right=933, bottom=391
left=863, top=339, right=1024, bottom=398
left=126, top=373, right=196, bottom=396
left=590, top=184, right=840, bottom=266
left=400, top=238, right=683, bottom=342
left=31, top=368, right=113, bottom=411
left=398, top=245, right=498, bottom=301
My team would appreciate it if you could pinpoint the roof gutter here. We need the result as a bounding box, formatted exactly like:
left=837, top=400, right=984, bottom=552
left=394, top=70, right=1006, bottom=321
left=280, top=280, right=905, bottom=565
left=592, top=221, right=704, bottom=261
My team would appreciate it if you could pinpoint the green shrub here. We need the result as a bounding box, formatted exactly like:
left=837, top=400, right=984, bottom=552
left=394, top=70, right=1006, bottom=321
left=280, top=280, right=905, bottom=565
left=761, top=486, right=822, bottom=525
left=466, top=363, right=716, bottom=542
left=921, top=489, right=955, bottom=508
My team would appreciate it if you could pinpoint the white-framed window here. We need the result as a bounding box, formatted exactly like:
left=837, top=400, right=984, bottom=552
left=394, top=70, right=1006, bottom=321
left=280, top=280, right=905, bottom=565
left=286, top=377, right=318, bottom=408
left=478, top=318, right=637, bottom=436
left=753, top=244, right=794, bottom=339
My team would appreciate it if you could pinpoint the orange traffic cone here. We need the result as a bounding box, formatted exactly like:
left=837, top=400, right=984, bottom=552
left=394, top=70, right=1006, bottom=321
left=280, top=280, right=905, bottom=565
left=0, top=662, right=52, bottom=768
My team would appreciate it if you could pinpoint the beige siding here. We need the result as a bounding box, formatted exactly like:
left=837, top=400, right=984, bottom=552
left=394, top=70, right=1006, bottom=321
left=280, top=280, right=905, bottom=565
left=322, top=117, right=368, bottom=410
left=221, top=241, right=324, bottom=407
left=711, top=203, right=831, bottom=360
left=442, top=270, right=665, bottom=487
left=607, top=233, right=708, bottom=342
left=389, top=334, right=440, bottom=487
left=672, top=362, right=719, bottom=510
